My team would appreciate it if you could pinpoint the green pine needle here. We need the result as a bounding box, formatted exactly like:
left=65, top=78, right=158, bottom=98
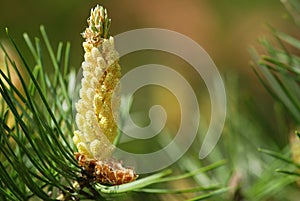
left=0, top=26, right=227, bottom=200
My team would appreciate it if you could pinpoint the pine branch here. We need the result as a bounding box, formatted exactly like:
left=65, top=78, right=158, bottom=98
left=0, top=5, right=228, bottom=201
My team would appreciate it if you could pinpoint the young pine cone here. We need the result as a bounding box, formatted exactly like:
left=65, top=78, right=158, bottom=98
left=73, top=5, right=137, bottom=185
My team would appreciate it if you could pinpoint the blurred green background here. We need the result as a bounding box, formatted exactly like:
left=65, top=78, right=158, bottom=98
left=0, top=0, right=297, bottom=151
left=0, top=0, right=292, bottom=71
left=1, top=0, right=298, bottom=152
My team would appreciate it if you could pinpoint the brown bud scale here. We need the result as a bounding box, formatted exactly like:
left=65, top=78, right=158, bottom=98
left=75, top=152, right=138, bottom=185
